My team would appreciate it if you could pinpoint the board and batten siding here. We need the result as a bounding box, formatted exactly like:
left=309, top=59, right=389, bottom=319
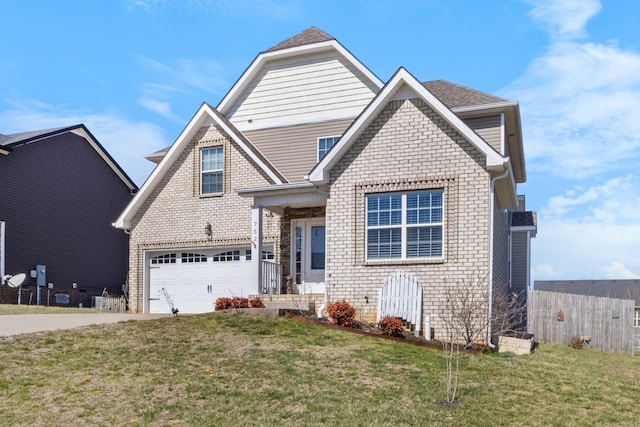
left=226, top=50, right=378, bottom=130
left=510, top=231, right=529, bottom=293
left=463, top=115, right=503, bottom=154
left=244, top=118, right=353, bottom=182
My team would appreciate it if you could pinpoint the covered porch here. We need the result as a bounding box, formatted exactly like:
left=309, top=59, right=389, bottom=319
left=238, top=182, right=328, bottom=298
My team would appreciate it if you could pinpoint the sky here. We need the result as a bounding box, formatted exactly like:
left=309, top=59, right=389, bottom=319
left=1, top=0, right=639, bottom=283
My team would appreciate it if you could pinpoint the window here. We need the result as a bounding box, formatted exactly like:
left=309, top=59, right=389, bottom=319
left=212, top=250, right=240, bottom=262
left=366, top=190, right=443, bottom=260
left=201, top=147, right=223, bottom=194
left=317, top=136, right=340, bottom=161
left=245, top=250, right=275, bottom=261
left=151, top=254, right=176, bottom=264
left=635, top=309, right=640, bottom=328
left=181, top=253, right=207, bottom=263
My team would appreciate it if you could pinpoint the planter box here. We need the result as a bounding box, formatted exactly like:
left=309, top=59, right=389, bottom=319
left=498, top=335, right=534, bottom=355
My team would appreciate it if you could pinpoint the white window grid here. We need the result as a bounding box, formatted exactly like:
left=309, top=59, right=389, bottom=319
left=366, top=190, right=444, bottom=260
left=317, top=136, right=340, bottom=162
left=201, top=147, right=223, bottom=194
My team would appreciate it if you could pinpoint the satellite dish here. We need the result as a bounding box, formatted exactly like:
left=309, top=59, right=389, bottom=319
left=7, top=273, right=26, bottom=288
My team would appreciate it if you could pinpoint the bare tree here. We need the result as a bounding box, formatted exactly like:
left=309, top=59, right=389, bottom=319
left=437, top=275, right=527, bottom=405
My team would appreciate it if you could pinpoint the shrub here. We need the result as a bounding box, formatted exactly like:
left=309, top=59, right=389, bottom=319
left=215, top=297, right=250, bottom=310
left=326, top=300, right=356, bottom=326
left=215, top=297, right=233, bottom=311
left=249, top=298, right=265, bottom=308
left=378, top=316, right=404, bottom=336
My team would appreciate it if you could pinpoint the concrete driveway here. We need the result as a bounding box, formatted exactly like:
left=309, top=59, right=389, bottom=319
left=0, top=313, right=170, bottom=337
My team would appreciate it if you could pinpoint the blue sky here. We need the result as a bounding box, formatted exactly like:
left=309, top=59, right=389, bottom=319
left=2, top=0, right=639, bottom=283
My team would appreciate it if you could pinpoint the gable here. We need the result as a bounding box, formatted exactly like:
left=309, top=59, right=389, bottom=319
left=130, top=124, right=274, bottom=231
left=115, top=104, right=285, bottom=229
left=310, top=68, right=509, bottom=185
left=218, top=31, right=383, bottom=133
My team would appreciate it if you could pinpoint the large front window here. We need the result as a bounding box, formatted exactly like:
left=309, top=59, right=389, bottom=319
left=366, top=190, right=443, bottom=260
left=201, top=147, right=223, bottom=194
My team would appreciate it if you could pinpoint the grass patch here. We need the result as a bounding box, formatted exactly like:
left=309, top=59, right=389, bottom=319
left=0, top=312, right=638, bottom=426
left=0, top=303, right=99, bottom=315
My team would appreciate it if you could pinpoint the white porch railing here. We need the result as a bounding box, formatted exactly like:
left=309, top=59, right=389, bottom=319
left=261, top=260, right=282, bottom=295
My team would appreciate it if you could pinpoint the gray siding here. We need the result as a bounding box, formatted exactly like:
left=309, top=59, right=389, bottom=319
left=464, top=115, right=502, bottom=154
left=493, top=194, right=511, bottom=293
left=511, top=231, right=528, bottom=293
left=226, top=50, right=378, bottom=129
left=0, top=133, right=133, bottom=300
left=244, top=118, right=353, bottom=182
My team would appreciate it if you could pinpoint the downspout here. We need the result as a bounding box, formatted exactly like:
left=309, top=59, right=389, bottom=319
left=488, top=168, right=510, bottom=348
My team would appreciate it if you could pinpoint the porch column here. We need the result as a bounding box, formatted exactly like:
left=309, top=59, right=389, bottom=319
left=251, top=205, right=263, bottom=294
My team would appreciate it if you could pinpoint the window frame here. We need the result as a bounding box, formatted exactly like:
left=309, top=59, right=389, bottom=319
left=200, top=146, right=224, bottom=195
left=365, top=189, right=444, bottom=261
left=317, top=135, right=341, bottom=162
left=635, top=309, right=640, bottom=328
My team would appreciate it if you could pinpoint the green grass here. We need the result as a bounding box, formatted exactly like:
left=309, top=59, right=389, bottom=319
left=0, top=312, right=638, bottom=426
left=0, top=303, right=99, bottom=315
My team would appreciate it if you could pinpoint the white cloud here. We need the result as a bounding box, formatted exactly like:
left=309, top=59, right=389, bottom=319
left=135, top=56, right=229, bottom=118
left=502, top=1, right=640, bottom=179
left=525, top=0, right=601, bottom=40
left=126, top=0, right=300, bottom=19
left=603, top=262, right=640, bottom=280
left=532, top=175, right=640, bottom=281
left=0, top=100, right=165, bottom=186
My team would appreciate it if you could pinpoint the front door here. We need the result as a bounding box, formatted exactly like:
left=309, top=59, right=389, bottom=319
left=291, top=218, right=325, bottom=294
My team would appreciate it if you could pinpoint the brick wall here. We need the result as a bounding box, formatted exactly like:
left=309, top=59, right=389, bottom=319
left=127, top=125, right=280, bottom=312
left=325, top=98, right=492, bottom=340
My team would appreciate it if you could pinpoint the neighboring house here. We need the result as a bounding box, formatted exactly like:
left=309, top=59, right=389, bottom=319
left=0, top=125, right=137, bottom=307
left=534, top=279, right=640, bottom=348
left=115, top=27, right=535, bottom=341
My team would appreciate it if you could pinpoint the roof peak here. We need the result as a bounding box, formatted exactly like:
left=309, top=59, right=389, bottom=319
left=264, top=26, right=334, bottom=53
left=422, top=79, right=508, bottom=109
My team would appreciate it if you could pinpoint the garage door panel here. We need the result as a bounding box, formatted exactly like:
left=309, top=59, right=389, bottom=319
left=148, top=248, right=255, bottom=314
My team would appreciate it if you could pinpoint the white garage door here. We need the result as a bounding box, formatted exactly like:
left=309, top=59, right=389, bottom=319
left=148, top=249, right=255, bottom=314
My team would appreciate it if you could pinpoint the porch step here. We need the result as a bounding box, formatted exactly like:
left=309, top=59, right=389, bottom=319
left=250, top=293, right=325, bottom=314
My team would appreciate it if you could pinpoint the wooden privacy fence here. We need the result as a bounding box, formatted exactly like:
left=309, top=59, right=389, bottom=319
left=94, top=295, right=127, bottom=313
left=377, top=271, right=422, bottom=336
left=527, top=290, right=635, bottom=354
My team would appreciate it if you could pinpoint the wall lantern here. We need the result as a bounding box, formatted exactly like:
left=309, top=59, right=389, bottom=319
left=204, top=223, right=212, bottom=239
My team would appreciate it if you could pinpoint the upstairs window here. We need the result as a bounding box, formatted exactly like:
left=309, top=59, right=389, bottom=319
left=366, top=190, right=444, bottom=260
left=317, top=136, right=340, bottom=161
left=201, top=147, right=223, bottom=194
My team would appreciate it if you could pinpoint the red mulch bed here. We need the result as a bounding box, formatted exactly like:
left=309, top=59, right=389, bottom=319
left=289, top=314, right=486, bottom=355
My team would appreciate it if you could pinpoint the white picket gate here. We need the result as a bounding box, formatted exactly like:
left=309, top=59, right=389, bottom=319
left=377, top=271, right=422, bottom=336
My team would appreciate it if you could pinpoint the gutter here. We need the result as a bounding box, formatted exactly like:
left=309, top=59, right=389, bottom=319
left=487, top=168, right=510, bottom=348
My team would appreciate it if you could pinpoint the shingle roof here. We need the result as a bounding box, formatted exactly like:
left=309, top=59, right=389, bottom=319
left=0, top=126, right=71, bottom=147
left=512, top=211, right=537, bottom=227
left=423, top=80, right=508, bottom=109
left=534, top=280, right=640, bottom=306
left=264, top=26, right=334, bottom=53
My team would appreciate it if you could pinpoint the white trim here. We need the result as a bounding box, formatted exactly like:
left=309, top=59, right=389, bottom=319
left=114, top=104, right=285, bottom=229
left=500, top=113, right=506, bottom=155
left=218, top=40, right=383, bottom=115
left=308, top=68, right=509, bottom=184
left=365, top=190, right=444, bottom=261
left=70, top=128, right=137, bottom=191
left=317, top=135, right=341, bottom=162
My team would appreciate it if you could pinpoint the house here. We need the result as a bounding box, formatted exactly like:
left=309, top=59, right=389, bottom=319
left=114, top=27, right=535, bottom=341
left=0, top=125, right=137, bottom=307
left=534, top=279, right=640, bottom=349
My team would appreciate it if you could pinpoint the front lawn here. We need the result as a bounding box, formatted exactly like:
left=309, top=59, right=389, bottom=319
left=0, top=312, right=637, bottom=426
